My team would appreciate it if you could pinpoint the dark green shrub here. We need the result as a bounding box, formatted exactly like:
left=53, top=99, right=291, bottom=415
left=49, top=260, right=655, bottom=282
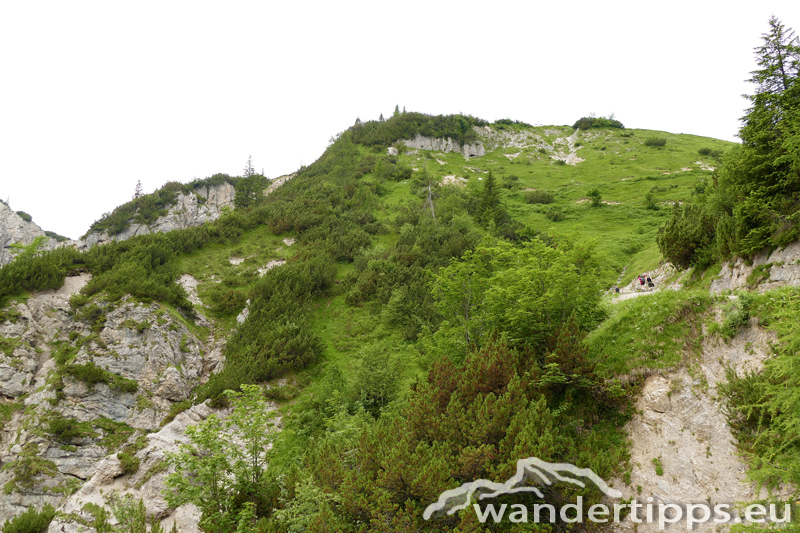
left=572, top=116, right=625, bottom=129
left=525, top=190, right=555, bottom=204
left=588, top=188, right=602, bottom=207
left=117, top=451, right=140, bottom=475
left=15, top=211, right=32, bottom=222
left=349, top=112, right=488, bottom=147
left=161, top=400, right=191, bottom=427
left=656, top=203, right=716, bottom=268
left=698, top=147, right=724, bottom=159
left=48, top=416, right=92, bottom=443
left=501, top=174, right=519, bottom=189
left=1, top=503, right=56, bottom=533
left=644, top=136, right=667, bottom=147
left=546, top=207, right=565, bottom=222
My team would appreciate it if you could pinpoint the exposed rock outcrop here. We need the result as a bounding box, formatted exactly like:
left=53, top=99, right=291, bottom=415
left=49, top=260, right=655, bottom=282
left=402, top=134, right=486, bottom=159
left=81, top=182, right=236, bottom=249
left=0, top=201, right=59, bottom=266
left=710, top=240, right=800, bottom=293
left=615, top=320, right=780, bottom=532
left=0, top=275, right=223, bottom=526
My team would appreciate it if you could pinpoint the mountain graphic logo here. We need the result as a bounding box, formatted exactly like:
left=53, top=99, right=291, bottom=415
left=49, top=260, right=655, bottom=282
left=423, top=457, right=622, bottom=520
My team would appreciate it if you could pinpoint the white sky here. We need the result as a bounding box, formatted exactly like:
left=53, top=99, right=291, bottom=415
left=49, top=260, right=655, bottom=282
left=2, top=1, right=799, bottom=239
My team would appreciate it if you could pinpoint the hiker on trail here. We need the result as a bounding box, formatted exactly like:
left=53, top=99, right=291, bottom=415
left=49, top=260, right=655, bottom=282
left=647, top=275, right=654, bottom=289
left=638, top=275, right=645, bottom=290
left=615, top=286, right=620, bottom=294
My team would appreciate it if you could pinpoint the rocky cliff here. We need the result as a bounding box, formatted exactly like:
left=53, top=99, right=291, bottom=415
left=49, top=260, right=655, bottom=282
left=0, top=275, right=225, bottom=529
left=80, top=182, right=236, bottom=249
left=402, top=133, right=486, bottom=158
left=0, top=202, right=59, bottom=266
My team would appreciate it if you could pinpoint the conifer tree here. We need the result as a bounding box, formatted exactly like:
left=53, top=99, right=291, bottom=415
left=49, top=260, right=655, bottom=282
left=479, top=170, right=503, bottom=226
left=722, top=16, right=800, bottom=254
left=132, top=180, right=143, bottom=200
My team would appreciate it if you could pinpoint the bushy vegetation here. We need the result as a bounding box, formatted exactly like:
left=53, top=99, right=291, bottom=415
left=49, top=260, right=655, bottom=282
left=656, top=203, right=716, bottom=268
left=721, top=287, right=800, bottom=489
left=349, top=111, right=487, bottom=147
left=86, top=174, right=238, bottom=237
left=15, top=211, right=32, bottom=222
left=643, top=136, right=667, bottom=147
left=0, top=243, right=86, bottom=306
left=1, top=503, right=55, bottom=533
left=572, top=115, right=625, bottom=130
left=658, top=17, right=800, bottom=264
left=524, top=189, right=554, bottom=204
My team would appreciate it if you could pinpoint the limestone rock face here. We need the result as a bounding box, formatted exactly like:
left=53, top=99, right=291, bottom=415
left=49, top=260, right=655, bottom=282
left=47, top=403, right=222, bottom=533
left=402, top=133, right=486, bottom=159
left=0, top=276, right=222, bottom=526
left=80, top=182, right=236, bottom=249
left=0, top=201, right=59, bottom=266
left=710, top=240, right=800, bottom=293
left=614, top=320, right=782, bottom=533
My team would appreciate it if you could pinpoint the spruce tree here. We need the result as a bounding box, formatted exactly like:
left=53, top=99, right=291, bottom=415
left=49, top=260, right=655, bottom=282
left=724, top=16, right=800, bottom=254
left=479, top=170, right=502, bottom=226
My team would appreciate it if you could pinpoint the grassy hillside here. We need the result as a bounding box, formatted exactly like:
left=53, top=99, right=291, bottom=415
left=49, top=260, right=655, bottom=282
left=0, top=113, right=741, bottom=532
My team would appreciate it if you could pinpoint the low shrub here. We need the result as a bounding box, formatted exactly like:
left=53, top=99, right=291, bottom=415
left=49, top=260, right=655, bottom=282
left=1, top=503, right=55, bottom=533
left=525, top=190, right=555, bottom=204
left=644, top=136, right=667, bottom=147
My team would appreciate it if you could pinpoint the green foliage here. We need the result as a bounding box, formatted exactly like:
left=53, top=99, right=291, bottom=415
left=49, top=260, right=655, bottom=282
left=165, top=385, right=274, bottom=531
left=117, top=451, right=141, bottom=476
left=656, top=203, right=716, bottom=268
left=349, top=111, right=487, bottom=147
left=706, top=18, right=800, bottom=258
left=698, top=147, right=724, bottom=160
left=588, top=188, right=602, bottom=207
left=283, top=337, right=627, bottom=531
left=572, top=116, right=625, bottom=130
left=1, top=503, right=56, bottom=533
left=234, top=175, right=268, bottom=209
left=644, top=136, right=667, bottom=147
left=47, top=415, right=95, bottom=443
left=713, top=293, right=753, bottom=340
left=350, top=340, right=407, bottom=416
left=644, top=192, right=658, bottom=210
left=721, top=288, right=800, bottom=490
left=15, top=210, right=32, bottom=222
left=0, top=401, right=23, bottom=432
left=161, top=400, right=191, bottom=427
left=478, top=170, right=505, bottom=226
left=0, top=245, right=86, bottom=305
left=43, top=230, right=69, bottom=242
left=524, top=189, right=554, bottom=204
left=86, top=175, right=238, bottom=237
left=587, top=290, right=710, bottom=377
left=652, top=457, right=664, bottom=476
left=431, top=239, right=605, bottom=360
left=199, top=251, right=335, bottom=400
left=63, top=361, right=138, bottom=393
left=3, top=442, right=58, bottom=494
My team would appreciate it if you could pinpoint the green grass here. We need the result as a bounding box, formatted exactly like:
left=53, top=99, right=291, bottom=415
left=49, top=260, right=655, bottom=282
left=587, top=290, right=712, bottom=377
left=395, top=126, right=732, bottom=286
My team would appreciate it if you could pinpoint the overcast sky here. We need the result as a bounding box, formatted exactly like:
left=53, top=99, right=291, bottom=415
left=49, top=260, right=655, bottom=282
left=2, top=1, right=799, bottom=239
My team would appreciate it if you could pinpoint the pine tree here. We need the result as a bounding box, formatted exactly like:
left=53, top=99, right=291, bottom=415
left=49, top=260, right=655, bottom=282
left=393, top=104, right=400, bottom=117
left=132, top=180, right=143, bottom=200
left=379, top=113, right=384, bottom=122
